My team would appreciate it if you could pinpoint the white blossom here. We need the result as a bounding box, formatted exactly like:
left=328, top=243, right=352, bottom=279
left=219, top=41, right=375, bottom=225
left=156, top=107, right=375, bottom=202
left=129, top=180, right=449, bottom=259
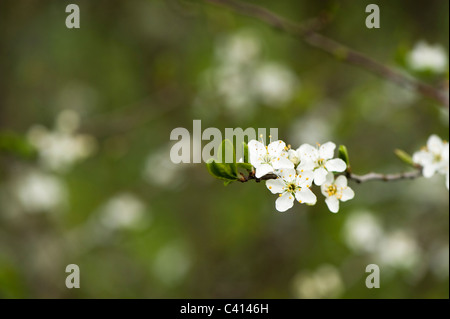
left=320, top=173, right=355, bottom=213
left=297, top=142, right=347, bottom=186
left=266, top=168, right=316, bottom=212
left=413, top=134, right=449, bottom=190
left=248, top=139, right=293, bottom=178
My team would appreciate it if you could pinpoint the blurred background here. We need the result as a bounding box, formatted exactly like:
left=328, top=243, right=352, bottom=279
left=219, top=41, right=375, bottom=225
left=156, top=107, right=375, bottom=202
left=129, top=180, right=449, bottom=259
left=0, top=0, right=448, bottom=298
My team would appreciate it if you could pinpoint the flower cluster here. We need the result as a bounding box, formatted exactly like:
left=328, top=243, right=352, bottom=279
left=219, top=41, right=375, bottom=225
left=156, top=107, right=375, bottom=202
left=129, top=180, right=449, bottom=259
left=248, top=137, right=354, bottom=213
left=413, top=134, right=449, bottom=190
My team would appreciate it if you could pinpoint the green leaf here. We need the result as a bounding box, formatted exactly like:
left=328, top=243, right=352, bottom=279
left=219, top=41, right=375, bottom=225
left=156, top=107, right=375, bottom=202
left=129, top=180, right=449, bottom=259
left=394, top=149, right=414, bottom=166
left=237, top=162, right=253, bottom=171
left=338, top=144, right=350, bottom=170
left=217, top=139, right=238, bottom=177
left=205, top=139, right=254, bottom=184
left=206, top=159, right=239, bottom=181
left=242, top=141, right=249, bottom=163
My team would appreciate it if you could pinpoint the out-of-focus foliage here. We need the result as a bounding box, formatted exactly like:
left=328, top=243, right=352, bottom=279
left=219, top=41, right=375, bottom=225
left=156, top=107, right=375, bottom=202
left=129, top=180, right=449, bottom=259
left=0, top=0, right=448, bottom=298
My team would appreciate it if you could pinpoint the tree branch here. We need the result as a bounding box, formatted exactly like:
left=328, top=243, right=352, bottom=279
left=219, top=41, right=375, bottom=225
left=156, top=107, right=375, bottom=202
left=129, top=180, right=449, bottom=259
left=346, top=169, right=422, bottom=183
left=239, top=169, right=422, bottom=184
left=205, top=0, right=449, bottom=108
left=239, top=171, right=278, bottom=183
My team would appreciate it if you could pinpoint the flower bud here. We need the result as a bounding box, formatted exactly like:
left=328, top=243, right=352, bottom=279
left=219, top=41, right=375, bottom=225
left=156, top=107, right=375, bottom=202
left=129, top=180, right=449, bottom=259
left=288, top=149, right=300, bottom=166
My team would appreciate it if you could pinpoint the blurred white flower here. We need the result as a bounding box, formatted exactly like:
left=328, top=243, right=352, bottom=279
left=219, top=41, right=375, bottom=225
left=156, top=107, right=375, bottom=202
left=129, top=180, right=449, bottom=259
left=343, top=211, right=384, bottom=253
left=407, top=41, right=448, bottom=73
left=252, top=62, right=298, bottom=106
left=152, top=242, right=191, bottom=286
left=196, top=30, right=299, bottom=118
left=375, top=231, right=421, bottom=270
left=143, top=146, right=186, bottom=189
left=215, top=30, right=261, bottom=65
left=12, top=170, right=67, bottom=213
left=98, top=193, right=148, bottom=230
left=27, top=109, right=97, bottom=172
left=292, top=264, right=344, bottom=299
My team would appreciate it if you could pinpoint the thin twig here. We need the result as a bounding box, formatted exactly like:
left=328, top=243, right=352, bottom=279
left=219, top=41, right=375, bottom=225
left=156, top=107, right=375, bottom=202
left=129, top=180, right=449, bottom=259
left=239, top=171, right=278, bottom=183
left=346, top=170, right=422, bottom=183
left=239, top=169, right=422, bottom=184
left=205, top=0, right=449, bottom=108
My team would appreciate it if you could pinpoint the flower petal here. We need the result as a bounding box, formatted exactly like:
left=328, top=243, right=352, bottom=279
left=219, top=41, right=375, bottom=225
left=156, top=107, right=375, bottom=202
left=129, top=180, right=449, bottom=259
left=297, top=144, right=319, bottom=161
left=334, top=175, right=348, bottom=188
left=248, top=140, right=266, bottom=166
left=275, top=192, right=295, bottom=212
left=325, top=196, right=340, bottom=213
left=341, top=187, right=355, bottom=201
left=325, top=158, right=347, bottom=172
left=427, top=135, right=443, bottom=155
left=321, top=183, right=330, bottom=197
left=313, top=167, right=328, bottom=186
left=255, top=163, right=274, bottom=178
left=422, top=164, right=436, bottom=178
left=297, top=159, right=316, bottom=172
left=273, top=156, right=294, bottom=170
left=278, top=168, right=296, bottom=181
left=266, top=179, right=285, bottom=194
left=268, top=140, right=286, bottom=156
left=324, top=172, right=335, bottom=184
left=295, top=188, right=317, bottom=205
left=319, top=142, right=336, bottom=160
left=442, top=143, right=449, bottom=162
left=413, top=150, right=432, bottom=166
left=296, top=170, right=314, bottom=187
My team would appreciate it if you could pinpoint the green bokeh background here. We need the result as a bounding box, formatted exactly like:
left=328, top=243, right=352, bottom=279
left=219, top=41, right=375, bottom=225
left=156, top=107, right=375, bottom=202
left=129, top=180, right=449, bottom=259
left=0, top=0, right=448, bottom=298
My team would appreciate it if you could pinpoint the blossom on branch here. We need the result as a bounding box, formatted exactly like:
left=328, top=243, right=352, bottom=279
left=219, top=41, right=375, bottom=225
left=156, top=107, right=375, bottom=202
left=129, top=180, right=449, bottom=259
left=248, top=138, right=293, bottom=178
left=413, top=134, right=449, bottom=190
left=320, top=173, right=355, bottom=213
left=296, top=142, right=347, bottom=186
left=266, top=168, right=316, bottom=212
